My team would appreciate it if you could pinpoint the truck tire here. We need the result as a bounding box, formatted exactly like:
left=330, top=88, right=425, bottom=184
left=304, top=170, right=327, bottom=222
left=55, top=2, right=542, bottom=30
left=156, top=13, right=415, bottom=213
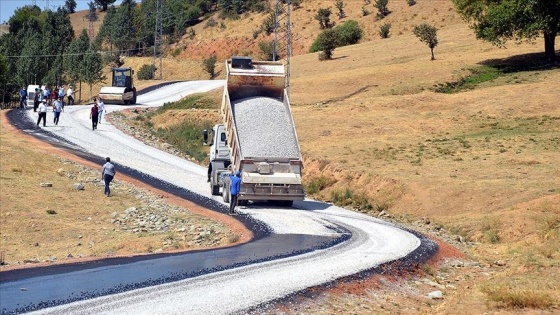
left=211, top=184, right=220, bottom=196
left=222, top=186, right=230, bottom=203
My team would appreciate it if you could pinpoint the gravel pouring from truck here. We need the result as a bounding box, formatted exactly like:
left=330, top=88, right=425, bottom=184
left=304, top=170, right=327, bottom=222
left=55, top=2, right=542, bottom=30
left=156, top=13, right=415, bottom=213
left=206, top=57, right=304, bottom=207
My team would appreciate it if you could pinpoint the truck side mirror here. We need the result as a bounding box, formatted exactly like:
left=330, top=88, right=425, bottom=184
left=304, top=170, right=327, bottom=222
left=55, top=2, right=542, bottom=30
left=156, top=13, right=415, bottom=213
left=203, top=129, right=208, bottom=145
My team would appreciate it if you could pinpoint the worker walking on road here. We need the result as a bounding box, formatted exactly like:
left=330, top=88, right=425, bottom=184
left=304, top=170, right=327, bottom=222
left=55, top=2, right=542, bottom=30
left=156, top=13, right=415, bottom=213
left=53, top=98, right=63, bottom=125
left=90, top=101, right=99, bottom=130
left=229, top=170, right=241, bottom=214
left=36, top=100, right=47, bottom=127
left=97, top=97, right=106, bottom=123
left=101, top=157, right=116, bottom=197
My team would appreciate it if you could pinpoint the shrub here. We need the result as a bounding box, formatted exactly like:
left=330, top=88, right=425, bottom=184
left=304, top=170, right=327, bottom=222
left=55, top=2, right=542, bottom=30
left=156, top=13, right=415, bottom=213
left=258, top=41, right=275, bottom=61
left=362, top=6, right=370, bottom=16
left=315, top=7, right=333, bottom=29
left=379, top=22, right=391, bottom=38
left=205, top=17, right=217, bottom=28
left=374, top=0, right=390, bottom=19
left=334, top=20, right=363, bottom=46
left=137, top=64, right=156, bottom=80
left=335, top=0, right=346, bottom=19
left=187, top=28, right=196, bottom=39
left=202, top=54, right=217, bottom=78
left=171, top=47, right=182, bottom=57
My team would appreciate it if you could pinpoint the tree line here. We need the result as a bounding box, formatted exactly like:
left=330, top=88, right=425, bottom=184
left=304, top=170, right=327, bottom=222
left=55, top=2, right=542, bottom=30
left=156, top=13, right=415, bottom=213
left=0, top=0, right=273, bottom=105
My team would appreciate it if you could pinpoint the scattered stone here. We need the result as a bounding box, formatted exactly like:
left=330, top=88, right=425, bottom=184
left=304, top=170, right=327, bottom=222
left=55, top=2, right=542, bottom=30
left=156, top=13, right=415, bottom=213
left=56, top=168, right=65, bottom=176
left=428, top=291, right=443, bottom=299
left=67, top=254, right=74, bottom=258
left=493, top=260, right=507, bottom=266
left=40, top=182, right=53, bottom=187
left=74, top=183, right=85, bottom=190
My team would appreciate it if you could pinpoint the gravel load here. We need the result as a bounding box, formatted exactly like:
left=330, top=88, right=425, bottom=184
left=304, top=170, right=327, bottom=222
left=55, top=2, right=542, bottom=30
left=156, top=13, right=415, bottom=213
left=232, top=96, right=300, bottom=159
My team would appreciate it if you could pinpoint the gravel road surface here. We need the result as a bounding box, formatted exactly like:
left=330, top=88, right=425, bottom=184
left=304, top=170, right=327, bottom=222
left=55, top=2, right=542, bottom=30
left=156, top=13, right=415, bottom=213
left=1, top=81, right=436, bottom=314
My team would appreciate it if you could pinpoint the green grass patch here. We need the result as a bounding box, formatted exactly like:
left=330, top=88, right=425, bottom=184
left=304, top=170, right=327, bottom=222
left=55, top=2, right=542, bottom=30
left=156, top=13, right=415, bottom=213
left=434, top=66, right=501, bottom=93
left=155, top=118, right=215, bottom=163
left=481, top=216, right=501, bottom=244
left=155, top=93, right=219, bottom=113
left=304, top=175, right=336, bottom=195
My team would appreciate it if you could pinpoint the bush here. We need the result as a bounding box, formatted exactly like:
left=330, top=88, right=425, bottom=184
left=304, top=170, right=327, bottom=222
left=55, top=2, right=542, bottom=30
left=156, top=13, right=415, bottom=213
left=205, top=17, right=217, bottom=28
left=137, top=64, right=156, bottom=80
left=334, top=20, right=363, bottom=46
left=202, top=54, right=217, bottom=78
left=315, top=7, right=333, bottom=29
left=379, top=22, right=391, bottom=38
left=362, top=6, right=370, bottom=16
left=374, top=0, right=390, bottom=19
left=258, top=41, right=275, bottom=61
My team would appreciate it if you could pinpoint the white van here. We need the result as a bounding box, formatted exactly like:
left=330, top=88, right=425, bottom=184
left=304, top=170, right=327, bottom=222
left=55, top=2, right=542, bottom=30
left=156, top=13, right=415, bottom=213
left=26, top=85, right=40, bottom=108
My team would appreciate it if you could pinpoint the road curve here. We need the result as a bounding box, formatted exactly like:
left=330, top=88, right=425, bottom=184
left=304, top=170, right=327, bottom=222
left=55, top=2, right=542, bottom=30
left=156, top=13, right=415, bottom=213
left=1, top=81, right=437, bottom=314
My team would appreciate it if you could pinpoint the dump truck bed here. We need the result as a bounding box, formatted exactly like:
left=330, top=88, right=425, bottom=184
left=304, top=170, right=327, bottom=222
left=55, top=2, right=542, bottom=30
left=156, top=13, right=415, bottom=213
left=233, top=96, right=300, bottom=160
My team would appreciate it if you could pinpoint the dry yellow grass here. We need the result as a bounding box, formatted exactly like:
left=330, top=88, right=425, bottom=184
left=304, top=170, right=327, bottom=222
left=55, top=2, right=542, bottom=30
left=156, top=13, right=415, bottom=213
left=3, top=1, right=559, bottom=313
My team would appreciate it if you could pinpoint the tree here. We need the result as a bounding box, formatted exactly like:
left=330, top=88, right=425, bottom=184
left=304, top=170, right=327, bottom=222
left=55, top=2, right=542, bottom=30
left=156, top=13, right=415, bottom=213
left=335, top=0, right=346, bottom=19
left=82, top=44, right=105, bottom=99
left=65, top=29, right=90, bottom=101
left=334, top=20, right=363, bottom=46
left=453, top=0, right=559, bottom=62
left=413, top=23, right=438, bottom=60
left=315, top=8, right=333, bottom=29
left=94, top=0, right=116, bottom=12
left=65, top=0, right=77, bottom=13
left=310, top=28, right=339, bottom=60
left=374, top=0, right=389, bottom=19
left=202, top=54, right=218, bottom=79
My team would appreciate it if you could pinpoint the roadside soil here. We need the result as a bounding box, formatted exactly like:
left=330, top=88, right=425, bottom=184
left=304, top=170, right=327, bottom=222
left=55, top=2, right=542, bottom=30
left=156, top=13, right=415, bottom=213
left=0, top=110, right=252, bottom=272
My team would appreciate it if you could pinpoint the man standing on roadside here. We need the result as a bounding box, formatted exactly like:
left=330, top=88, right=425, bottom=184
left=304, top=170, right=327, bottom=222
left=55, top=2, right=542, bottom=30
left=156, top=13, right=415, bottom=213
left=36, top=100, right=47, bottom=127
left=101, top=157, right=116, bottom=197
left=229, top=170, right=241, bottom=214
left=20, top=86, right=27, bottom=109
left=67, top=85, right=74, bottom=105
left=58, top=85, right=65, bottom=103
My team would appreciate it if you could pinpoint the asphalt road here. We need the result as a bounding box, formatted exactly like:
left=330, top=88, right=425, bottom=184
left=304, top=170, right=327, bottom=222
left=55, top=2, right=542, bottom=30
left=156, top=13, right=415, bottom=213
left=1, top=81, right=437, bottom=314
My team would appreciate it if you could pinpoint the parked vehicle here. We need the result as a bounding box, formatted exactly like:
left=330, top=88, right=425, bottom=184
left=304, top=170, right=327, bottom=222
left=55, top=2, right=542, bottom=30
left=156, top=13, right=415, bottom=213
left=26, top=85, right=40, bottom=108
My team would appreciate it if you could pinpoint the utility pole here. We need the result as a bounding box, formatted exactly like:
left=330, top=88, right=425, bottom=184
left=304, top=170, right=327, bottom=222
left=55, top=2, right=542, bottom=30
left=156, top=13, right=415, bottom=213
left=153, top=0, right=163, bottom=80
left=44, top=0, right=50, bottom=11
left=85, top=3, right=98, bottom=41
left=273, top=0, right=292, bottom=96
